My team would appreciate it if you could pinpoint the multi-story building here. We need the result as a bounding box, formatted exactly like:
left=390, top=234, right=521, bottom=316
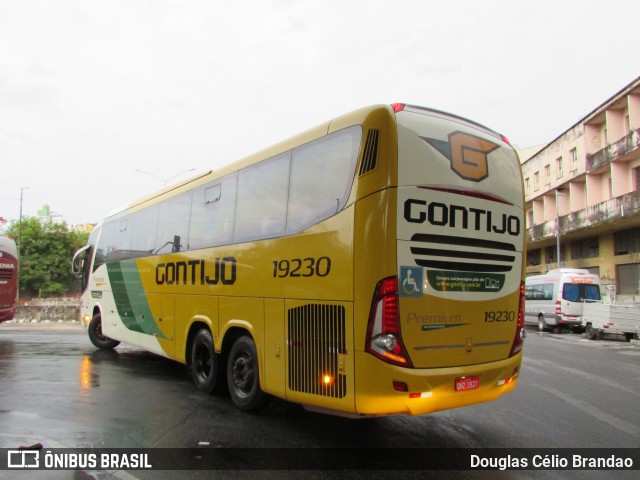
left=522, top=76, right=640, bottom=302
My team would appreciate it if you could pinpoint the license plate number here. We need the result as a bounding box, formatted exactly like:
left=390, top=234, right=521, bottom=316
left=455, top=376, right=480, bottom=392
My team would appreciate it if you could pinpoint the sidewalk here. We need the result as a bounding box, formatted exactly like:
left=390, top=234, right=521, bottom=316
left=0, top=319, right=81, bottom=331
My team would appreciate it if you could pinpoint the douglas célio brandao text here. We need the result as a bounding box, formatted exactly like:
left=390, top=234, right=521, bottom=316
left=470, top=453, right=634, bottom=470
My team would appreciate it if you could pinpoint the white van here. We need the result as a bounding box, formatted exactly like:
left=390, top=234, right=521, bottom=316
left=524, top=269, right=602, bottom=332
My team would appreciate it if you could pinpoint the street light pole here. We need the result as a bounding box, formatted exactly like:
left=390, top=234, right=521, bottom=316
left=18, top=186, right=28, bottom=255
left=556, top=187, right=564, bottom=268
left=17, top=186, right=28, bottom=300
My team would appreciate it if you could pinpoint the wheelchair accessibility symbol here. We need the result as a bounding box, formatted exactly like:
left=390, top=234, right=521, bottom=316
left=400, top=267, right=423, bottom=298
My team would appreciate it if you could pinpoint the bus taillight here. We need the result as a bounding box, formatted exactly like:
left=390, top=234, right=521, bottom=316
left=510, top=281, right=526, bottom=357
left=365, top=277, right=413, bottom=367
left=555, top=300, right=563, bottom=316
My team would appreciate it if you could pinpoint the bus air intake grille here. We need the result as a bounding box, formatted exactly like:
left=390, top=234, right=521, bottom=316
left=287, top=304, right=347, bottom=399
left=410, top=234, right=516, bottom=273
left=358, top=129, right=379, bottom=176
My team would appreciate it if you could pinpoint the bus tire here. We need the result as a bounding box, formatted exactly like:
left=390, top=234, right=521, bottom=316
left=191, top=329, right=219, bottom=394
left=585, top=323, right=598, bottom=340
left=88, top=313, right=120, bottom=350
left=537, top=315, right=548, bottom=332
left=227, top=335, right=268, bottom=411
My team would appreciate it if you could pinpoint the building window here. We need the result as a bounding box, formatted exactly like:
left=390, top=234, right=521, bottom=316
left=614, top=227, right=640, bottom=255
left=570, top=148, right=578, bottom=166
left=617, top=263, right=640, bottom=295
left=545, top=245, right=565, bottom=264
left=525, top=178, right=530, bottom=194
left=545, top=164, right=551, bottom=178
left=527, top=249, right=541, bottom=266
left=527, top=209, right=534, bottom=227
left=534, top=172, right=539, bottom=188
left=556, top=157, right=563, bottom=178
left=571, top=237, right=599, bottom=260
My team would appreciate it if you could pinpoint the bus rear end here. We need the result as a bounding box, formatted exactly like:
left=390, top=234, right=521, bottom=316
left=0, top=235, right=19, bottom=323
left=357, top=104, right=525, bottom=415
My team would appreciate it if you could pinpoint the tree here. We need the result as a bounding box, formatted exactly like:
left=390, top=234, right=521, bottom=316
left=7, top=218, right=89, bottom=298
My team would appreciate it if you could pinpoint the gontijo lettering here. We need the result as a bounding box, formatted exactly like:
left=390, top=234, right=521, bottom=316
left=155, top=257, right=236, bottom=285
left=404, top=199, right=520, bottom=236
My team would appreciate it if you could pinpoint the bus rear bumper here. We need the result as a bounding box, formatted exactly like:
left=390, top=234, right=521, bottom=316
left=353, top=351, right=522, bottom=416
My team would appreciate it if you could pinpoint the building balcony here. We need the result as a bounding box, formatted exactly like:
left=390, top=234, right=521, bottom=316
left=587, top=128, right=640, bottom=172
left=527, top=189, right=640, bottom=244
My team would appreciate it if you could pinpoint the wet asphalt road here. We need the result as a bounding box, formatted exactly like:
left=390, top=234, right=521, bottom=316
left=0, top=323, right=638, bottom=479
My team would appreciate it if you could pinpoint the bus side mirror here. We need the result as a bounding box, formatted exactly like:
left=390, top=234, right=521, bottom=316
left=172, top=235, right=181, bottom=253
left=72, top=256, right=83, bottom=275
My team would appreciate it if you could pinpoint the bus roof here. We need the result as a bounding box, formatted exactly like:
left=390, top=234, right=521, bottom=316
left=105, top=104, right=396, bottom=219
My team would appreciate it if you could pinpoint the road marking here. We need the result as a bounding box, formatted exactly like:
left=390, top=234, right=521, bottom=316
left=527, top=383, right=640, bottom=438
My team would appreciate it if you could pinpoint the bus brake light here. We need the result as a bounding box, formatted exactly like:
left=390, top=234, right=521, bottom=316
left=555, top=301, right=563, bottom=316
left=365, top=277, right=413, bottom=367
left=509, top=282, right=526, bottom=357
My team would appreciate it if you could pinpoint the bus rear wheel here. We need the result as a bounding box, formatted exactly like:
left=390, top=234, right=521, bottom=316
left=537, top=315, right=548, bottom=332
left=227, top=336, right=268, bottom=411
left=88, top=313, right=120, bottom=350
left=191, top=329, right=219, bottom=394
left=585, top=323, right=599, bottom=340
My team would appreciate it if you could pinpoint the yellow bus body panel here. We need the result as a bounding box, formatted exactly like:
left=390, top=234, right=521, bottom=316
left=354, top=350, right=521, bottom=416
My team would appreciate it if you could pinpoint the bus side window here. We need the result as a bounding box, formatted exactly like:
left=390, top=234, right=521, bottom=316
left=157, top=192, right=192, bottom=254
left=98, top=220, right=117, bottom=265
left=189, top=174, right=237, bottom=249
left=234, top=153, right=289, bottom=243
left=131, top=205, right=159, bottom=258
left=287, top=126, right=361, bottom=235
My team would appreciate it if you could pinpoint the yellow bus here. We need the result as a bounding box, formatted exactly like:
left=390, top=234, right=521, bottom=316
left=73, top=103, right=525, bottom=416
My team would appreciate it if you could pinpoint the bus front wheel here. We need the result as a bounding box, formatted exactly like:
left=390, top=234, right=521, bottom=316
left=88, top=313, right=120, bottom=350
left=191, top=329, right=219, bottom=393
left=227, top=336, right=268, bottom=411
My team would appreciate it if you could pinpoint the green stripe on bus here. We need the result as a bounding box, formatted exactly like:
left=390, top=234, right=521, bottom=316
left=107, top=261, right=166, bottom=339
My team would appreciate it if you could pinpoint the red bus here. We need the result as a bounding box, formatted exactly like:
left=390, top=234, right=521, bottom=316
left=0, top=235, right=18, bottom=322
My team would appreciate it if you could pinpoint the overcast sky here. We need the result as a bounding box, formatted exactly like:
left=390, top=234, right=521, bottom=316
left=1, top=0, right=638, bottom=225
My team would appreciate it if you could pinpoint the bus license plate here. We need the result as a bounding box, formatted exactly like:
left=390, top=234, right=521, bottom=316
left=455, top=376, right=480, bottom=392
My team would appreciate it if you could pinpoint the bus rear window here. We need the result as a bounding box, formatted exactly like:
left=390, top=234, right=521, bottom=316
left=562, top=283, right=601, bottom=302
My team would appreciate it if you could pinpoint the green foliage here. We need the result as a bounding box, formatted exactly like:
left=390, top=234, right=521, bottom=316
left=7, top=218, right=89, bottom=298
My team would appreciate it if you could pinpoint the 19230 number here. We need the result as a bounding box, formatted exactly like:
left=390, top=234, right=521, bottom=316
left=272, top=257, right=331, bottom=278
left=484, top=311, right=516, bottom=322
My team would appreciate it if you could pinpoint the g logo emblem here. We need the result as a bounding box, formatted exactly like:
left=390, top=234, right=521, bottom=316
left=421, top=131, right=499, bottom=182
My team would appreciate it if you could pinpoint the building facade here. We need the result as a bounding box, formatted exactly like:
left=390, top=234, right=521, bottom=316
left=522, top=76, right=640, bottom=302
